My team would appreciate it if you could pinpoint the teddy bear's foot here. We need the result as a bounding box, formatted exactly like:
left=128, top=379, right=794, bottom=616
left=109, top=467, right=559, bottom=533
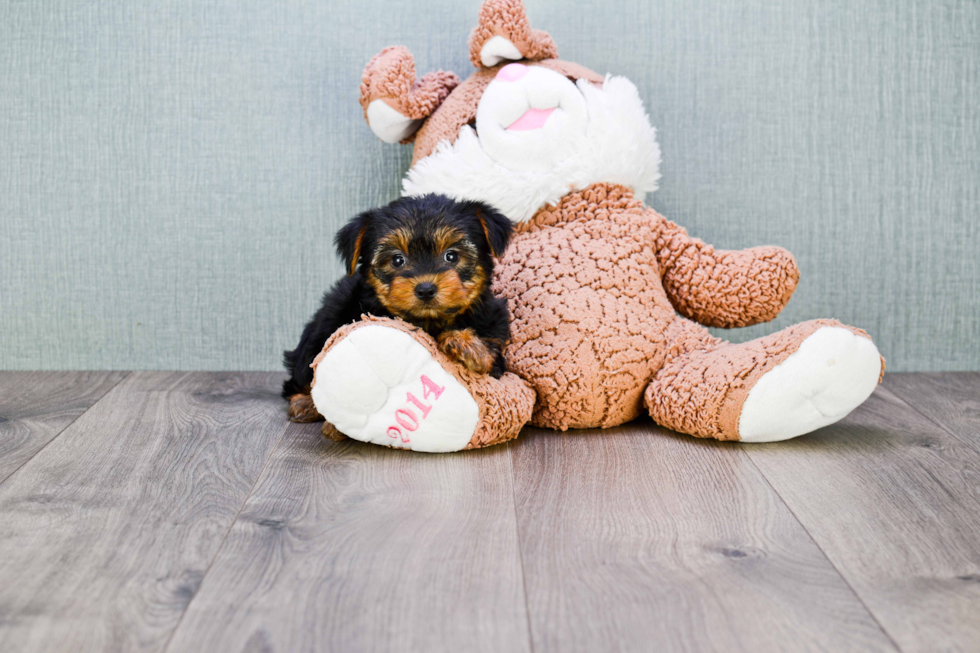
left=646, top=318, right=883, bottom=442
left=737, top=326, right=882, bottom=442
left=309, top=317, right=534, bottom=452
left=311, top=325, right=479, bottom=452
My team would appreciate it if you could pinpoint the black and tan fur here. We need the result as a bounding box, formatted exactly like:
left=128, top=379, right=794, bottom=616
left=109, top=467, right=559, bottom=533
left=282, top=194, right=513, bottom=423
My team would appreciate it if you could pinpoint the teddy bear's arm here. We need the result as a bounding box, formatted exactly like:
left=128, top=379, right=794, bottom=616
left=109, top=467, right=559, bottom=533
left=650, top=211, right=800, bottom=328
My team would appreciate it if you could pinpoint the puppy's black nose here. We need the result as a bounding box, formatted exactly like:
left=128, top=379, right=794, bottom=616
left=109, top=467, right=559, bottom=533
left=414, top=282, right=437, bottom=301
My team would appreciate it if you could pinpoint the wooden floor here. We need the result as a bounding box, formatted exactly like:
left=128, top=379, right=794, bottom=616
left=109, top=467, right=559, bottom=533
left=0, top=372, right=978, bottom=652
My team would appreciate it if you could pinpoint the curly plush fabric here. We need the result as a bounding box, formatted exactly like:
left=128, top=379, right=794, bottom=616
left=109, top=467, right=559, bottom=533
left=652, top=210, right=800, bottom=328
left=494, top=184, right=671, bottom=428
left=411, top=67, right=495, bottom=166
left=492, top=182, right=803, bottom=431
left=467, top=0, right=558, bottom=68
left=311, top=315, right=535, bottom=449
left=358, top=46, right=460, bottom=143
left=343, top=0, right=884, bottom=447
left=645, top=318, right=883, bottom=440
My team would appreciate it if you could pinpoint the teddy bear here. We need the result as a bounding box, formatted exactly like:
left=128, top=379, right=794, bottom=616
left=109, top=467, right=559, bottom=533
left=308, top=0, right=884, bottom=453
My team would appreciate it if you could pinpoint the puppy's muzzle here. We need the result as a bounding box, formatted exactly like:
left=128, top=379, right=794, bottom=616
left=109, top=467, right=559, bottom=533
left=414, top=281, right=438, bottom=301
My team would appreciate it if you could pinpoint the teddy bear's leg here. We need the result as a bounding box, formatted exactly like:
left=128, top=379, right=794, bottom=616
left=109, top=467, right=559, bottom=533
left=309, top=317, right=535, bottom=453
left=645, top=318, right=883, bottom=442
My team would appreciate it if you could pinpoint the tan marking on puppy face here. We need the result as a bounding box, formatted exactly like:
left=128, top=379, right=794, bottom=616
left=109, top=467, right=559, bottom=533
left=379, top=270, right=474, bottom=322
left=366, top=224, right=489, bottom=325
left=366, top=270, right=389, bottom=300
left=431, top=270, right=469, bottom=313
left=433, top=225, right=463, bottom=254
left=385, top=275, right=424, bottom=316
left=431, top=227, right=489, bottom=309
left=375, top=228, right=412, bottom=259
left=462, top=264, right=487, bottom=307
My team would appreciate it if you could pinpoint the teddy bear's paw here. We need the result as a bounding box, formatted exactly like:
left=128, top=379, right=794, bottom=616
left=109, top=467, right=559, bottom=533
left=310, top=325, right=480, bottom=452
left=738, top=327, right=882, bottom=443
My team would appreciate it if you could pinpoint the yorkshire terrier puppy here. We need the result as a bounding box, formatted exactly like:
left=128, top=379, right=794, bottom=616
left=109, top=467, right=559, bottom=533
left=282, top=194, right=514, bottom=425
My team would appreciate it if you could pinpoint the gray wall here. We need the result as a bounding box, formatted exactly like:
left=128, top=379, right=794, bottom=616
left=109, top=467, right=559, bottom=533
left=2, top=0, right=978, bottom=371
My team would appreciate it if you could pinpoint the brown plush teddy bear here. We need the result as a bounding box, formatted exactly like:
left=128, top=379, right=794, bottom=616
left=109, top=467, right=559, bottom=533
left=309, top=0, right=884, bottom=452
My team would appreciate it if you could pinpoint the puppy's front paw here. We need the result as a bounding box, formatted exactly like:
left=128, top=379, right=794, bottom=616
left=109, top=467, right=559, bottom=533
left=438, top=329, right=494, bottom=375
left=288, top=393, right=323, bottom=423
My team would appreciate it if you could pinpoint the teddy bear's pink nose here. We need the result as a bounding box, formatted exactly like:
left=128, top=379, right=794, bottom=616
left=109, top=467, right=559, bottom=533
left=496, top=63, right=528, bottom=82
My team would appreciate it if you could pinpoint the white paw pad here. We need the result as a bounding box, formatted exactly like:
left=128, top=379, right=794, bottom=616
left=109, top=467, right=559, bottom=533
left=311, top=326, right=479, bottom=453
left=738, top=327, right=882, bottom=443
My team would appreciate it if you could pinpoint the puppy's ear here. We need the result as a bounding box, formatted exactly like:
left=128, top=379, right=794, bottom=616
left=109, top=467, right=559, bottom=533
left=472, top=203, right=513, bottom=258
left=335, top=210, right=375, bottom=276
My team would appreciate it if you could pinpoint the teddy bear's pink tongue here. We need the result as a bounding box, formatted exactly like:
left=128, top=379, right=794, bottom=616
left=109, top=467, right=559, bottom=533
left=506, top=107, right=555, bottom=131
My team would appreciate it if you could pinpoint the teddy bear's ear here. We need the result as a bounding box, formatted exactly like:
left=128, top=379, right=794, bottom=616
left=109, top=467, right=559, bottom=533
left=468, top=0, right=558, bottom=69
left=359, top=46, right=461, bottom=144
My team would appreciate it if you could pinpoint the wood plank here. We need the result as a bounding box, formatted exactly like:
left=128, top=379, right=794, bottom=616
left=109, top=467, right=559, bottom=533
left=511, top=421, right=896, bottom=653
left=0, top=372, right=288, bottom=653
left=0, top=371, right=128, bottom=484
left=884, top=372, right=980, bottom=446
left=166, top=423, right=531, bottom=653
left=743, top=386, right=980, bottom=653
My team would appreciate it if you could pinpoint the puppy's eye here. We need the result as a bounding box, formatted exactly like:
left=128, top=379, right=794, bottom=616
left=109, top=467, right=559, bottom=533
left=444, top=250, right=459, bottom=264
left=391, top=254, right=406, bottom=268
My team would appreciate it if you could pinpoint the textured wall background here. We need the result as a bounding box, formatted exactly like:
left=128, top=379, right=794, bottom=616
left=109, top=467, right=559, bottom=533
left=1, top=0, right=978, bottom=371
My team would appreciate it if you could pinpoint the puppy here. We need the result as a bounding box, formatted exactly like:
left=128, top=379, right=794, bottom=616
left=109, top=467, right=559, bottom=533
left=282, top=194, right=514, bottom=427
